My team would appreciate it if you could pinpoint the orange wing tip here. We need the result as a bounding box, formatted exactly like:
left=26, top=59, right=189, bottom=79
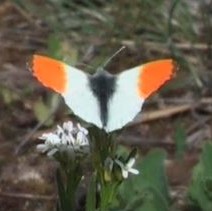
left=30, top=55, right=67, bottom=94
left=138, top=59, right=176, bottom=99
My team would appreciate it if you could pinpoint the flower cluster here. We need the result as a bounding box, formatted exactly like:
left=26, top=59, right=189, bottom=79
left=37, top=121, right=90, bottom=158
left=36, top=120, right=140, bottom=210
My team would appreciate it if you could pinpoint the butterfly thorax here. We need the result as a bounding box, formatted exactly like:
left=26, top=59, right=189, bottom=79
left=89, top=70, right=116, bottom=128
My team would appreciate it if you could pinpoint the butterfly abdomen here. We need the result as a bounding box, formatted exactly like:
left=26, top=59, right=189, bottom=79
left=89, top=71, right=116, bottom=128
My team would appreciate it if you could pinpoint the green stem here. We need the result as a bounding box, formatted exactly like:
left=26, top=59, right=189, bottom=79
left=57, top=159, right=82, bottom=211
left=99, top=182, right=119, bottom=210
left=66, top=163, right=82, bottom=210
left=89, top=128, right=119, bottom=210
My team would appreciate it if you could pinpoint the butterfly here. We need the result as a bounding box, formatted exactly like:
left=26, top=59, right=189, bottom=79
left=29, top=55, right=176, bottom=132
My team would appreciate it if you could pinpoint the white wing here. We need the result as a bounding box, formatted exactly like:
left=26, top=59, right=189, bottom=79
left=106, top=58, right=176, bottom=132
left=62, top=65, right=102, bottom=129
left=31, top=55, right=102, bottom=129
left=106, top=67, right=144, bottom=132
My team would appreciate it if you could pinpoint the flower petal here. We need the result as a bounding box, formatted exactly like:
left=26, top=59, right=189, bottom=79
left=126, top=158, right=136, bottom=168
left=128, top=168, right=139, bottom=175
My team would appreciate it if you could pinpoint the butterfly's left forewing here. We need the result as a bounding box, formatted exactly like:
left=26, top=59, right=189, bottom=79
left=63, top=65, right=102, bottom=128
left=30, top=55, right=102, bottom=129
left=106, top=59, right=176, bottom=132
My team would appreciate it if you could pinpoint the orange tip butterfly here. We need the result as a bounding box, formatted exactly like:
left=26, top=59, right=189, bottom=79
left=29, top=55, right=176, bottom=132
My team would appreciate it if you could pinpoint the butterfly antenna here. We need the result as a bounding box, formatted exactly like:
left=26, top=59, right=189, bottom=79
left=76, top=62, right=95, bottom=70
left=102, top=46, right=126, bottom=69
left=64, top=57, right=95, bottom=72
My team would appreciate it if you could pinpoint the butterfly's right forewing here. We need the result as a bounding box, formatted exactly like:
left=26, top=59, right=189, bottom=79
left=106, top=59, right=176, bottom=132
left=106, top=67, right=144, bottom=132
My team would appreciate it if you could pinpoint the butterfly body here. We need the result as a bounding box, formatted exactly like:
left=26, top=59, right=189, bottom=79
left=30, top=55, right=176, bottom=132
left=89, top=70, right=116, bottom=128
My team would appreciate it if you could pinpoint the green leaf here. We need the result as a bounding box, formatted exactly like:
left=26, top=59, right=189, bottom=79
left=33, top=98, right=54, bottom=126
left=137, top=149, right=170, bottom=201
left=174, top=123, right=187, bottom=160
left=188, top=143, right=212, bottom=211
left=86, top=174, right=97, bottom=211
left=47, top=34, right=62, bottom=60
left=123, top=189, right=167, bottom=211
left=0, top=86, right=20, bottom=104
left=56, top=168, right=68, bottom=211
left=111, top=149, right=170, bottom=211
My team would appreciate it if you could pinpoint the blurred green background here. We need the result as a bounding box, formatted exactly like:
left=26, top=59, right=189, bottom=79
left=0, top=0, right=211, bottom=210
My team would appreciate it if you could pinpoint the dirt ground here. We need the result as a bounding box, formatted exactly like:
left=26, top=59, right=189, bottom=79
left=0, top=1, right=211, bottom=211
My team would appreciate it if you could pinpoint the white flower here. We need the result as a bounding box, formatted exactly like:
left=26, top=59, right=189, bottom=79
left=115, top=158, right=139, bottom=179
left=37, top=121, right=90, bottom=158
